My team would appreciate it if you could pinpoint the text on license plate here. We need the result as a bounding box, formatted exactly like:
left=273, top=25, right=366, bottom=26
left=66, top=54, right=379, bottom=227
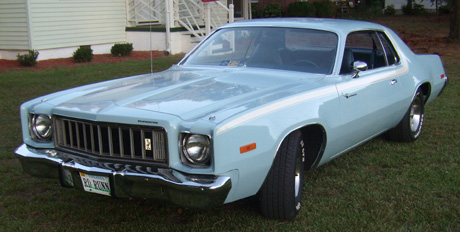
left=79, top=172, right=111, bottom=196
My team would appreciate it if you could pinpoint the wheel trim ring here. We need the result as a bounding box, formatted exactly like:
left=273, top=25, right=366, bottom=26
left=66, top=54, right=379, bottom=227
left=410, top=97, right=422, bottom=132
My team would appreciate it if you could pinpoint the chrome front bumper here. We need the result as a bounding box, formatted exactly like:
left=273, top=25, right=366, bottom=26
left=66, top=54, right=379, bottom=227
left=15, top=144, right=232, bottom=209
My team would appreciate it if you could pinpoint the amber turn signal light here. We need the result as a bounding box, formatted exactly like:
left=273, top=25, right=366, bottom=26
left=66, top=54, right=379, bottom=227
left=240, top=143, right=256, bottom=154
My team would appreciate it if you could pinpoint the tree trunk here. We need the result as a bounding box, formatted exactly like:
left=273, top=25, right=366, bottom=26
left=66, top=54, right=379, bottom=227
left=407, top=0, right=413, bottom=14
left=449, top=0, right=460, bottom=41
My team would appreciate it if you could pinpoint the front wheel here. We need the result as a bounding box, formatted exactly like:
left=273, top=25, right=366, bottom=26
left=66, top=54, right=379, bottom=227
left=388, top=89, right=425, bottom=142
left=259, top=131, right=305, bottom=220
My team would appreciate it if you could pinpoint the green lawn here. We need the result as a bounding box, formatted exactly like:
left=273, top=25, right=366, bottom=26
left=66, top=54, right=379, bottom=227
left=1, top=16, right=459, bottom=231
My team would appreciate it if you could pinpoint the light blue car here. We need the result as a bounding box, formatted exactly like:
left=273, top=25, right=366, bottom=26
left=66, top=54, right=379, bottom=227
left=15, top=18, right=448, bottom=220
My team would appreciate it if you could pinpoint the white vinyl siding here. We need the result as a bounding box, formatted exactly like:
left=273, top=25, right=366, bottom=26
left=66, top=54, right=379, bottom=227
left=0, top=0, right=31, bottom=50
left=28, top=0, right=126, bottom=49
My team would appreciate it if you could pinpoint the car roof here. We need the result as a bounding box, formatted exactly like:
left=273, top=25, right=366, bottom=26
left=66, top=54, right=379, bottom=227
left=220, top=18, right=388, bottom=35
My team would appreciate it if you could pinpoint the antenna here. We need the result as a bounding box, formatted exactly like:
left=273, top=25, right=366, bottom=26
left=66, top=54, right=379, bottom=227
left=150, top=22, right=153, bottom=74
left=149, top=2, right=153, bottom=75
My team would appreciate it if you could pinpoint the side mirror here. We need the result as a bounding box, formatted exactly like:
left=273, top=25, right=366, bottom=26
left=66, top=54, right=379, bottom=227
left=352, top=61, right=368, bottom=78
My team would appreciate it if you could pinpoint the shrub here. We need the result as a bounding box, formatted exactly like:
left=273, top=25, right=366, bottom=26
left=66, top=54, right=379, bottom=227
left=251, top=3, right=261, bottom=18
left=384, top=4, right=396, bottom=15
left=261, top=3, right=283, bottom=18
left=288, top=2, right=304, bottom=17
left=313, top=1, right=337, bottom=18
left=438, top=4, right=450, bottom=15
left=73, top=46, right=93, bottom=63
left=413, top=3, right=427, bottom=15
left=111, top=43, right=133, bottom=57
left=402, top=2, right=426, bottom=15
left=288, top=2, right=316, bottom=17
left=368, top=0, right=384, bottom=16
left=401, top=4, right=411, bottom=15
left=17, top=50, right=39, bottom=67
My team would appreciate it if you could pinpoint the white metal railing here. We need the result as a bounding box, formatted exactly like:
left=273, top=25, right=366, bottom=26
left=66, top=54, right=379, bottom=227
left=126, top=0, right=165, bottom=26
left=176, top=0, right=206, bottom=38
left=126, top=0, right=234, bottom=40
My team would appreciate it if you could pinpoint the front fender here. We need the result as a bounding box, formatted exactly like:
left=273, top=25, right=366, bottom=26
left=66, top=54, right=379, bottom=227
left=212, top=85, right=342, bottom=202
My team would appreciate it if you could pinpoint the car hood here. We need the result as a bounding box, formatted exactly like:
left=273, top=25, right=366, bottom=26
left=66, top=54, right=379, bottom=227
left=51, top=66, right=324, bottom=122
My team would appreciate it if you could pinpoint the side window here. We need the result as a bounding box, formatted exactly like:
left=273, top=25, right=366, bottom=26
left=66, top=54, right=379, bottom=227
left=345, top=32, right=375, bottom=50
left=342, top=31, right=387, bottom=74
left=378, top=32, right=400, bottom=65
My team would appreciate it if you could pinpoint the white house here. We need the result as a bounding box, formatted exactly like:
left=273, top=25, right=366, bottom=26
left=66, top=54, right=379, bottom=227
left=0, top=0, right=245, bottom=60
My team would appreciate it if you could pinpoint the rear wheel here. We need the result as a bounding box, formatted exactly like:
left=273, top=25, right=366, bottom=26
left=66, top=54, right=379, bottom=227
left=259, top=131, right=305, bottom=220
left=388, top=89, right=425, bottom=142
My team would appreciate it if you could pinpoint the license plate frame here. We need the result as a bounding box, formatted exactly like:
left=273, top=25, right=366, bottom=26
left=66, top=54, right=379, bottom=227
left=79, top=172, right=111, bottom=196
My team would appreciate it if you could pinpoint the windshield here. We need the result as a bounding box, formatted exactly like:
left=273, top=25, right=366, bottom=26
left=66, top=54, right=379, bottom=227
left=181, top=27, right=338, bottom=74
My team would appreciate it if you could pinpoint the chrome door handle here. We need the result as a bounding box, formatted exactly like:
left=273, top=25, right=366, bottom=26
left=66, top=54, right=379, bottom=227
left=390, top=79, right=398, bottom=85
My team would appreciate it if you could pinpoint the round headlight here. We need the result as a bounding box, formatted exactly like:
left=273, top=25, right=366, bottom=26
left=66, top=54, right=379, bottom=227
left=182, top=134, right=210, bottom=165
left=31, top=114, right=52, bottom=140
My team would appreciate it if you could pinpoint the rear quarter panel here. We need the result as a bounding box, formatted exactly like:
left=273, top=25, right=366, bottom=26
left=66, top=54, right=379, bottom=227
left=386, top=28, right=447, bottom=105
left=414, top=54, right=447, bottom=103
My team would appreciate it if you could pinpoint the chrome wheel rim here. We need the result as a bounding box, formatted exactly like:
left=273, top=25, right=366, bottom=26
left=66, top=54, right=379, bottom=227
left=294, top=151, right=302, bottom=198
left=410, top=97, right=422, bottom=132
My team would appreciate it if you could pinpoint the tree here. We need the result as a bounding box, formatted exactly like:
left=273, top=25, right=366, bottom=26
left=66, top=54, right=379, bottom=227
left=449, top=0, right=460, bottom=41
left=406, top=0, right=414, bottom=15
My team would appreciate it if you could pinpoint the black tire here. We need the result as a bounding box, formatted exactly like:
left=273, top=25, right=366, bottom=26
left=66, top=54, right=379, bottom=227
left=259, top=131, right=305, bottom=220
left=387, top=89, right=425, bottom=142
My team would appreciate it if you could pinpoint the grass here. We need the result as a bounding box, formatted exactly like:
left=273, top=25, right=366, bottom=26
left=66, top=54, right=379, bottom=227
left=1, top=16, right=459, bottom=231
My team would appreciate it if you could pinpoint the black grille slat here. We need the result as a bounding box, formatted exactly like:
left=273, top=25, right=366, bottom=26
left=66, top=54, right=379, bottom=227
left=118, top=128, right=124, bottom=158
left=69, top=121, right=74, bottom=147
left=54, top=117, right=167, bottom=164
left=133, top=130, right=142, bottom=159
left=82, top=123, right=88, bottom=152
left=76, top=122, right=81, bottom=149
left=129, top=128, right=135, bottom=158
left=141, top=129, right=146, bottom=160
left=90, top=124, right=96, bottom=153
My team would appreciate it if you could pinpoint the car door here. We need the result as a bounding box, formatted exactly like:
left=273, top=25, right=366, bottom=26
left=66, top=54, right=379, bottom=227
left=335, top=30, right=405, bottom=152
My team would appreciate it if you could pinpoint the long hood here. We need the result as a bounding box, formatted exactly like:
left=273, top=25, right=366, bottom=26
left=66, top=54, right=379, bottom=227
left=50, top=66, right=323, bottom=122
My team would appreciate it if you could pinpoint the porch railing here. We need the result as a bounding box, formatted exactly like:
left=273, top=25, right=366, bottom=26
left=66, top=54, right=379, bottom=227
left=126, top=0, right=234, bottom=40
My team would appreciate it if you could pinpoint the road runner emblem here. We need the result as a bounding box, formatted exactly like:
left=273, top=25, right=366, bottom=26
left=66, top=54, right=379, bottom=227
left=145, top=138, right=152, bottom=151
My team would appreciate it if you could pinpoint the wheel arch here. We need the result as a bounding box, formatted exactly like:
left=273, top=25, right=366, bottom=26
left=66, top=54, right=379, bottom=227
left=418, top=82, right=431, bottom=104
left=263, top=123, right=327, bottom=181
left=298, top=124, right=327, bottom=170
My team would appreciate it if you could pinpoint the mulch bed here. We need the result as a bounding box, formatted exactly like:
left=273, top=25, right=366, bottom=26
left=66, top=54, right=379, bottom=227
left=0, top=51, right=163, bottom=72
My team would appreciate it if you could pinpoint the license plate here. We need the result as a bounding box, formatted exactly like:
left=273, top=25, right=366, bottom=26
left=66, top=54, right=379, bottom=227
left=79, top=172, right=111, bottom=196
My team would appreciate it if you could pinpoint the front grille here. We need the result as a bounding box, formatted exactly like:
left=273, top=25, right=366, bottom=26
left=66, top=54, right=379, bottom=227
left=54, top=117, right=167, bottom=164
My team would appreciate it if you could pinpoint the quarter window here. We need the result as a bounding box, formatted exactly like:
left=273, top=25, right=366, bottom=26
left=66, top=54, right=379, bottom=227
left=378, top=32, right=400, bottom=65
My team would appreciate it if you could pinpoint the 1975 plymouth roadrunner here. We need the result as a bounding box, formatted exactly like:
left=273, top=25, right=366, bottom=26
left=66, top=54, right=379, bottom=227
left=15, top=18, right=447, bottom=220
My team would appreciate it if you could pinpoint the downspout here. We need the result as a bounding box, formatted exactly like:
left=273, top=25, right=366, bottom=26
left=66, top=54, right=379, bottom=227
left=204, top=2, right=211, bottom=35
left=165, top=0, right=172, bottom=55
left=229, top=3, right=234, bottom=23
left=243, top=0, right=248, bottom=19
left=248, top=0, right=252, bottom=19
left=25, top=0, right=34, bottom=50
